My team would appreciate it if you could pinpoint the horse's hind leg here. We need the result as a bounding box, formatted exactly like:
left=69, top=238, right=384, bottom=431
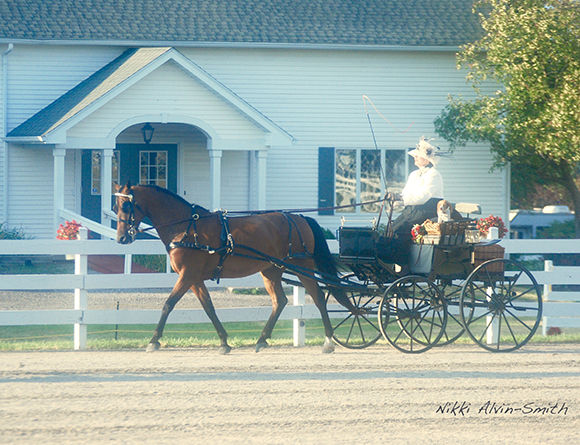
left=191, top=282, right=231, bottom=354
left=300, top=277, right=335, bottom=353
left=256, top=269, right=288, bottom=352
left=147, top=275, right=192, bottom=352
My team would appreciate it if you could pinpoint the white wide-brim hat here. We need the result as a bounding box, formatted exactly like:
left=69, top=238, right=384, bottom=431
left=408, top=136, right=441, bottom=165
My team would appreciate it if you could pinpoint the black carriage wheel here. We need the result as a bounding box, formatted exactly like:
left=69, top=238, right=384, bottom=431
left=432, top=258, right=475, bottom=346
left=435, top=279, right=474, bottom=346
left=326, top=273, right=383, bottom=349
left=378, top=276, right=448, bottom=354
left=459, top=258, right=542, bottom=352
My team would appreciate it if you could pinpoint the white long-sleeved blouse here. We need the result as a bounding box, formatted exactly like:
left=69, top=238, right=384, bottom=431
left=401, top=166, right=444, bottom=206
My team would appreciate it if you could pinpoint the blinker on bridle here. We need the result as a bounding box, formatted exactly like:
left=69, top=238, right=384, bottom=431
left=114, top=192, right=139, bottom=240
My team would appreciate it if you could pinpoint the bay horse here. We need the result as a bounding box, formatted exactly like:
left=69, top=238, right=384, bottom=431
left=113, top=182, right=355, bottom=354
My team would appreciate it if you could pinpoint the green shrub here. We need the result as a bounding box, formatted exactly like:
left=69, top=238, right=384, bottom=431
left=0, top=222, right=29, bottom=240
left=132, top=254, right=168, bottom=273
left=536, top=220, right=575, bottom=239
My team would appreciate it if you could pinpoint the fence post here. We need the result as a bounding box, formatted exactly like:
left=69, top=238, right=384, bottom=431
left=293, top=286, right=305, bottom=347
left=123, top=253, right=132, bottom=274
left=74, top=227, right=89, bottom=350
left=485, top=227, right=500, bottom=344
left=542, top=260, right=553, bottom=336
left=486, top=286, right=499, bottom=345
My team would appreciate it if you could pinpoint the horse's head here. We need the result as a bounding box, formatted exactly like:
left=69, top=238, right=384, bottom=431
left=114, top=181, right=144, bottom=244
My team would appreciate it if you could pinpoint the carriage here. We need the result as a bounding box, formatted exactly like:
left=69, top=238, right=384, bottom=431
left=323, top=203, right=543, bottom=354
left=113, top=184, right=543, bottom=355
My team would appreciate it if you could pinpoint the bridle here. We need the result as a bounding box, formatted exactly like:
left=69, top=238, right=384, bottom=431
left=114, top=191, right=141, bottom=241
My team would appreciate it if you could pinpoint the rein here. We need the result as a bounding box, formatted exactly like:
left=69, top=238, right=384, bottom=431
left=114, top=190, right=394, bottom=282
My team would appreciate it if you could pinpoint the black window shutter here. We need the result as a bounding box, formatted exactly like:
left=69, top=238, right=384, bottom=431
left=318, top=147, right=334, bottom=215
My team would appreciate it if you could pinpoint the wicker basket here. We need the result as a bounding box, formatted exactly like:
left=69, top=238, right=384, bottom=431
left=474, top=244, right=505, bottom=272
left=423, top=220, right=441, bottom=235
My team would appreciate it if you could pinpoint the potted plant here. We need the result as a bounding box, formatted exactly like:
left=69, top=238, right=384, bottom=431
left=56, top=220, right=82, bottom=259
left=56, top=220, right=82, bottom=240
left=477, top=215, right=507, bottom=239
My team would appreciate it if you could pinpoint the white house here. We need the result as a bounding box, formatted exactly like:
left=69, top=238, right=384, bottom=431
left=0, top=0, right=508, bottom=240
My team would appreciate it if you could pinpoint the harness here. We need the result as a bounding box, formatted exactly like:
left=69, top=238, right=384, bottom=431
left=115, top=192, right=313, bottom=283
left=167, top=209, right=235, bottom=282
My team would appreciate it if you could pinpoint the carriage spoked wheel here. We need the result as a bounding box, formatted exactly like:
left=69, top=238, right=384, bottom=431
left=459, top=258, right=542, bottom=352
left=378, top=275, right=448, bottom=354
left=432, top=258, right=475, bottom=346
left=326, top=273, right=383, bottom=349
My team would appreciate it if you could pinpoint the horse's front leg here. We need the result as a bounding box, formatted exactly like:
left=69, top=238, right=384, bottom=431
left=147, top=275, right=192, bottom=352
left=191, top=282, right=231, bottom=354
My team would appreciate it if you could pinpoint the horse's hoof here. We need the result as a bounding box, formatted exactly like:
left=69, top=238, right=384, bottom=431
left=322, top=338, right=335, bottom=354
left=218, top=345, right=232, bottom=355
left=146, top=342, right=160, bottom=353
left=255, top=341, right=269, bottom=353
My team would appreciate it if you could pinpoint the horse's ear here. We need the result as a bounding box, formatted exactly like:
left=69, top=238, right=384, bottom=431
left=125, top=180, right=132, bottom=190
left=114, top=182, right=121, bottom=192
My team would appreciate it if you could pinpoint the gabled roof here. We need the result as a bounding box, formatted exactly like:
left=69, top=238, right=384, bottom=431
left=7, top=47, right=170, bottom=139
left=0, top=0, right=483, bottom=47
left=6, top=47, right=294, bottom=143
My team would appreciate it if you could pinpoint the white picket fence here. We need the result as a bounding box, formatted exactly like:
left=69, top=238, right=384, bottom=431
left=1, top=234, right=580, bottom=349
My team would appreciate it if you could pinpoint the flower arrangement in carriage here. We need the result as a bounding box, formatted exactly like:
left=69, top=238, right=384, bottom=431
left=474, top=215, right=507, bottom=270
left=477, top=215, right=507, bottom=239
left=411, top=219, right=442, bottom=244
left=56, top=220, right=82, bottom=240
left=411, top=223, right=428, bottom=243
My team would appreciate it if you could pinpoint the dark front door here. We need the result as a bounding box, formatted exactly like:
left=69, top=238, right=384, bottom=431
left=81, top=144, right=178, bottom=223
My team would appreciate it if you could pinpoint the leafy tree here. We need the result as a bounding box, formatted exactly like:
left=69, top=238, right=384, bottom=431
left=434, top=0, right=580, bottom=236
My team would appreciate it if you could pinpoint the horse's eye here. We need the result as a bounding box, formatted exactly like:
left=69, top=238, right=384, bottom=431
left=122, top=201, right=132, bottom=213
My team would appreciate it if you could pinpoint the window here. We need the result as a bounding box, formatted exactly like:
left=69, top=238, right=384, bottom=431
left=140, top=151, right=167, bottom=188
left=319, top=147, right=408, bottom=215
left=91, top=150, right=120, bottom=195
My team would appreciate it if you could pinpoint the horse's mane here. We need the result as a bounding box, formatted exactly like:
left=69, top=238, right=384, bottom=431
left=136, top=184, right=210, bottom=213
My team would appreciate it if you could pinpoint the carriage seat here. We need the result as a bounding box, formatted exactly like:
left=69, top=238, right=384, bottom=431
left=454, top=202, right=481, bottom=218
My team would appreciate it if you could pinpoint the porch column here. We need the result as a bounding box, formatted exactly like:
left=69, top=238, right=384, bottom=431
left=256, top=150, right=267, bottom=210
left=53, top=148, right=66, bottom=232
left=101, top=149, right=113, bottom=225
left=209, top=149, right=222, bottom=210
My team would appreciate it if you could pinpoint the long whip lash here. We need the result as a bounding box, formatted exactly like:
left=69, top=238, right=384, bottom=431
left=362, top=95, right=414, bottom=233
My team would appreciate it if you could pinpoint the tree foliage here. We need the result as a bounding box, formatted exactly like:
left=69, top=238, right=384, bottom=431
left=434, top=0, right=580, bottom=235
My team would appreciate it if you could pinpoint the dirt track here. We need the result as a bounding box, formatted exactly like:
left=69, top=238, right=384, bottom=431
left=0, top=343, right=579, bottom=444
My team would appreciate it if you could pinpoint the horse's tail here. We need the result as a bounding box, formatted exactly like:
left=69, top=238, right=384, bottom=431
left=303, top=216, right=357, bottom=312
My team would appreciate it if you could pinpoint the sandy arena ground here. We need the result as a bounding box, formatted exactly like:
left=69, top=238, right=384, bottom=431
left=1, top=289, right=579, bottom=444
left=0, top=343, right=579, bottom=444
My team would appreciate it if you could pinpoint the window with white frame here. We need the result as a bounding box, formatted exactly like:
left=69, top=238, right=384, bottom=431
left=91, top=150, right=120, bottom=195
left=140, top=151, right=167, bottom=188
left=318, top=147, right=408, bottom=215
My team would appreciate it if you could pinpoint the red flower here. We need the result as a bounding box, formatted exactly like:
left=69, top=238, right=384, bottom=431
left=477, top=215, right=507, bottom=239
left=411, top=224, right=427, bottom=243
left=56, top=220, right=82, bottom=240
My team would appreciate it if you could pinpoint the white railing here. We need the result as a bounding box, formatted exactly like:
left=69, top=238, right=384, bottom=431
left=502, top=239, right=580, bottom=334
left=0, top=227, right=324, bottom=349
left=1, top=234, right=580, bottom=349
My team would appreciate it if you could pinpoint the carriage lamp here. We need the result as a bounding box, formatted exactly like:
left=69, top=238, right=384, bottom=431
left=141, top=123, right=155, bottom=144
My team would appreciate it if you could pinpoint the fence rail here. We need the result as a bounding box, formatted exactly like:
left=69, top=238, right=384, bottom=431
left=1, top=237, right=580, bottom=349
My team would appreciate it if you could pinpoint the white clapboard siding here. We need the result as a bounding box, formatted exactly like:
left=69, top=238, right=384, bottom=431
left=182, top=48, right=505, bottom=223
left=6, top=46, right=122, bottom=131
left=5, top=45, right=506, bottom=238
left=7, top=146, right=55, bottom=238
left=67, top=63, right=266, bottom=140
